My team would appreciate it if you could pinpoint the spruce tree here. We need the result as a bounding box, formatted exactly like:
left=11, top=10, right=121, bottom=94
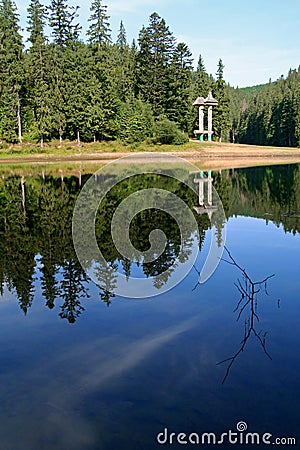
left=111, top=21, right=135, bottom=101
left=196, top=55, right=211, bottom=95
left=87, top=0, right=111, bottom=48
left=48, top=0, right=81, bottom=47
left=27, top=0, right=52, bottom=147
left=116, top=20, right=126, bottom=48
left=0, top=0, right=24, bottom=143
left=47, top=0, right=81, bottom=142
left=137, top=12, right=175, bottom=116
left=167, top=42, right=193, bottom=131
left=213, top=59, right=230, bottom=142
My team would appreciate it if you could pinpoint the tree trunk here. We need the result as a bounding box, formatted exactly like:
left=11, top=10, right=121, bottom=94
left=77, top=129, right=81, bottom=147
left=59, top=131, right=63, bottom=145
left=17, top=94, right=22, bottom=144
left=40, top=134, right=44, bottom=149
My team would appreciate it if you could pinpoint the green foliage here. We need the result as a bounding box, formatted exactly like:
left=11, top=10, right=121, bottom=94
left=166, top=42, right=193, bottom=132
left=115, top=97, right=154, bottom=144
left=229, top=68, right=300, bottom=147
left=48, top=0, right=81, bottom=47
left=213, top=59, right=231, bottom=142
left=0, top=0, right=24, bottom=143
left=87, top=0, right=111, bottom=47
left=136, top=12, right=175, bottom=117
left=0, top=1, right=251, bottom=147
left=153, top=117, right=188, bottom=145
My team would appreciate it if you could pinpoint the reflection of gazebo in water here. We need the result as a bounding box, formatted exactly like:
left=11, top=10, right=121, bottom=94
left=193, top=92, right=218, bottom=141
left=193, top=171, right=218, bottom=219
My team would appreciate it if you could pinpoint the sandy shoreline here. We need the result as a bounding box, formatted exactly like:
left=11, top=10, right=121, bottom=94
left=1, top=143, right=300, bottom=170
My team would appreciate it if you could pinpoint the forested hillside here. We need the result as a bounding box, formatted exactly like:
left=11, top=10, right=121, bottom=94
left=0, top=0, right=299, bottom=148
left=229, top=69, right=300, bottom=147
left=0, top=0, right=230, bottom=146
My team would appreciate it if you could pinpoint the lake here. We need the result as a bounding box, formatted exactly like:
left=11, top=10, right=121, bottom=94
left=0, top=158, right=299, bottom=449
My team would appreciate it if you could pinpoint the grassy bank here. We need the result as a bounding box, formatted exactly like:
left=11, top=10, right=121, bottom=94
left=0, top=139, right=197, bottom=158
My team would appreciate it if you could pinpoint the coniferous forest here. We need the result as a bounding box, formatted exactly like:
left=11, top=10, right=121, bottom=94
left=0, top=0, right=299, bottom=147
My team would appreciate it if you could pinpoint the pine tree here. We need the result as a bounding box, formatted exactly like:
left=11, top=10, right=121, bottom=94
left=137, top=12, right=175, bottom=116
left=47, top=0, right=81, bottom=143
left=64, top=43, right=92, bottom=143
left=167, top=42, right=193, bottom=131
left=0, top=0, right=24, bottom=143
left=27, top=0, right=52, bottom=147
left=111, top=21, right=135, bottom=101
left=48, top=0, right=81, bottom=47
left=27, top=0, right=46, bottom=46
left=213, top=59, right=230, bottom=142
left=196, top=55, right=211, bottom=95
left=87, top=0, right=111, bottom=48
left=116, top=20, right=126, bottom=48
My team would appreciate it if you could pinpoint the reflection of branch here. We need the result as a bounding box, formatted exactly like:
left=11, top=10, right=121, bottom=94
left=192, top=264, right=201, bottom=291
left=217, top=247, right=275, bottom=384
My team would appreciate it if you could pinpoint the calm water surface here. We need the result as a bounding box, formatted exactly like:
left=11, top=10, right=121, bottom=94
left=0, top=163, right=299, bottom=449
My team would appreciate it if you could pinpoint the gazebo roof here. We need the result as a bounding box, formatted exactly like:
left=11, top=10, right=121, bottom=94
left=204, top=91, right=218, bottom=106
left=193, top=96, right=206, bottom=106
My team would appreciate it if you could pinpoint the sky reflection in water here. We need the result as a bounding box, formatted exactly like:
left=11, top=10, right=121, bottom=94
left=0, top=164, right=299, bottom=449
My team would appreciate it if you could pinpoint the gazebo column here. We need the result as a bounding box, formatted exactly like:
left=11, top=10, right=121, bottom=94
left=199, top=106, right=204, bottom=141
left=208, top=106, right=213, bottom=141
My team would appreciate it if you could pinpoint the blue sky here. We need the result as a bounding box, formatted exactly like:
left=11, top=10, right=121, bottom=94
left=16, top=0, right=300, bottom=87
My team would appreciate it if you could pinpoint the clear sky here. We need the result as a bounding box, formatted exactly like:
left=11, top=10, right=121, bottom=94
left=16, top=0, right=300, bottom=88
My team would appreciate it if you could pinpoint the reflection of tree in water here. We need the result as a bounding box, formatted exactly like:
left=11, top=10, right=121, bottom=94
left=59, top=256, right=90, bottom=323
left=1, top=164, right=296, bottom=322
left=0, top=172, right=209, bottom=321
left=95, top=174, right=210, bottom=294
left=0, top=177, right=36, bottom=314
left=214, top=164, right=300, bottom=234
left=218, top=248, right=275, bottom=384
left=94, top=261, right=117, bottom=307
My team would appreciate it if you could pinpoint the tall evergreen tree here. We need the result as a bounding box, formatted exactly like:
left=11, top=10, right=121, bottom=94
left=137, top=12, right=175, bottom=116
left=116, top=20, right=126, bottom=48
left=87, top=0, right=111, bottom=48
left=47, top=0, right=81, bottom=142
left=213, top=59, right=230, bottom=142
left=27, top=0, right=46, bottom=46
left=48, top=0, right=81, bottom=47
left=167, top=42, right=193, bottom=131
left=0, top=0, right=24, bottom=143
left=111, top=21, right=135, bottom=101
left=196, top=55, right=211, bottom=95
left=27, top=0, right=52, bottom=147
